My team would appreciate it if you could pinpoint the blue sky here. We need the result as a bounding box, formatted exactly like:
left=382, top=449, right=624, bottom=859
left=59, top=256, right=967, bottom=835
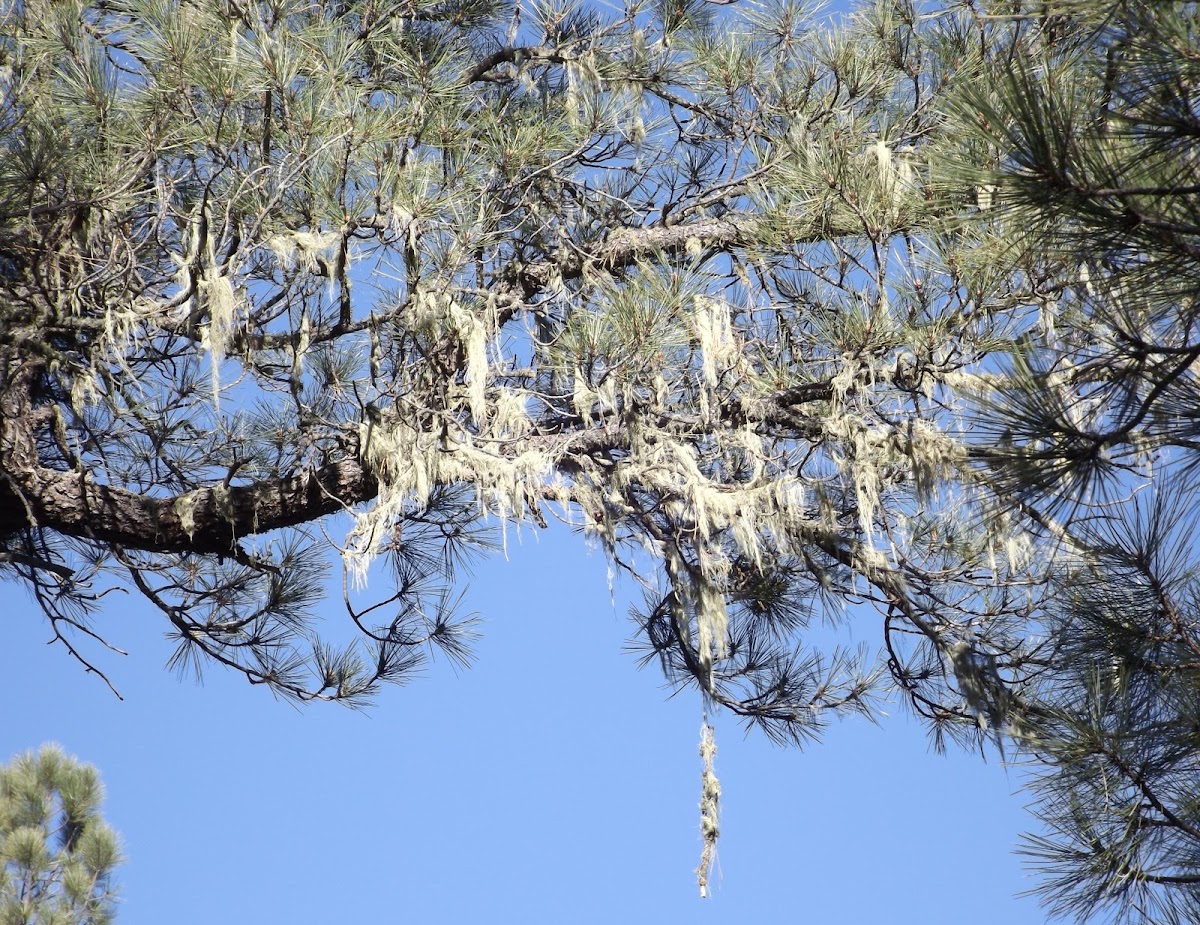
left=3, top=525, right=1049, bottom=924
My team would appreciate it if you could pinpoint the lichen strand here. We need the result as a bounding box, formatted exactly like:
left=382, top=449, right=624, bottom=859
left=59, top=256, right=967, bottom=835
left=449, top=300, right=490, bottom=426
left=691, top=295, right=742, bottom=422
left=198, top=266, right=238, bottom=412
left=696, top=722, right=721, bottom=899
left=173, top=490, right=202, bottom=542
left=665, top=545, right=729, bottom=688
left=266, top=229, right=342, bottom=275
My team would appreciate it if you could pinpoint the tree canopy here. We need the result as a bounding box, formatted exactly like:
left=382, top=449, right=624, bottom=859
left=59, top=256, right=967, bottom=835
left=0, top=746, right=121, bottom=925
left=2, top=0, right=1199, bottom=918
left=0, top=0, right=1010, bottom=725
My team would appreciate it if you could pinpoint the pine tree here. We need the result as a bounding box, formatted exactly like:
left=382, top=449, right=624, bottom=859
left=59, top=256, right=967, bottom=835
left=4, top=0, right=1181, bottom=908
left=0, top=746, right=121, bottom=925
left=952, top=2, right=1200, bottom=921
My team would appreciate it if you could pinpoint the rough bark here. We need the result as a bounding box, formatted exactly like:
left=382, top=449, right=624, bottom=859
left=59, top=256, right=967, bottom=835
left=3, top=459, right=379, bottom=555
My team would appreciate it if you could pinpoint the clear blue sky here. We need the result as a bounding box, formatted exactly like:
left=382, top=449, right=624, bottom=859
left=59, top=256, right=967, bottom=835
left=3, top=525, right=1049, bottom=923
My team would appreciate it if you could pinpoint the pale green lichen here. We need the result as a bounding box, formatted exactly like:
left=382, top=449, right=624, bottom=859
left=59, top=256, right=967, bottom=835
left=871, top=139, right=893, bottom=196
left=903, top=419, right=967, bottom=505
left=345, top=409, right=558, bottom=586
left=691, top=295, right=740, bottom=421
left=663, top=540, right=732, bottom=691
left=197, top=265, right=237, bottom=413
left=696, top=580, right=729, bottom=680
left=292, top=312, right=311, bottom=387
left=572, top=366, right=596, bottom=426
left=449, top=300, right=489, bottom=425
left=345, top=271, right=983, bottom=686
left=267, top=229, right=341, bottom=274
left=696, top=722, right=721, bottom=899
left=173, top=490, right=202, bottom=541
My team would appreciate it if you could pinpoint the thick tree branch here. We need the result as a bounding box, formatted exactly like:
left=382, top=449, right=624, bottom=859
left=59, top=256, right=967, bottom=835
left=6, top=460, right=378, bottom=555
left=467, top=45, right=573, bottom=83
left=511, top=213, right=864, bottom=295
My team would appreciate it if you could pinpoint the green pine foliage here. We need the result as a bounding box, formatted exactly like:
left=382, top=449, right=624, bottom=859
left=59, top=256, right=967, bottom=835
left=951, top=3, right=1200, bottom=921
left=0, top=746, right=121, bottom=925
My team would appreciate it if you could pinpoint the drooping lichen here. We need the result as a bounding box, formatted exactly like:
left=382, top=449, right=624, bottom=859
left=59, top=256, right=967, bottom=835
left=696, top=722, right=721, bottom=899
left=267, top=229, right=342, bottom=275
left=173, top=490, right=202, bottom=541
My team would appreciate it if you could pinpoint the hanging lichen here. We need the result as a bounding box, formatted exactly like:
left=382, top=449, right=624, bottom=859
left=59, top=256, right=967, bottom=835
left=697, top=721, right=721, bottom=899
left=691, top=295, right=740, bottom=422
left=198, top=264, right=238, bottom=413
left=173, top=490, right=202, bottom=541
left=449, top=300, right=489, bottom=425
left=267, top=229, right=342, bottom=275
left=665, top=545, right=729, bottom=688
